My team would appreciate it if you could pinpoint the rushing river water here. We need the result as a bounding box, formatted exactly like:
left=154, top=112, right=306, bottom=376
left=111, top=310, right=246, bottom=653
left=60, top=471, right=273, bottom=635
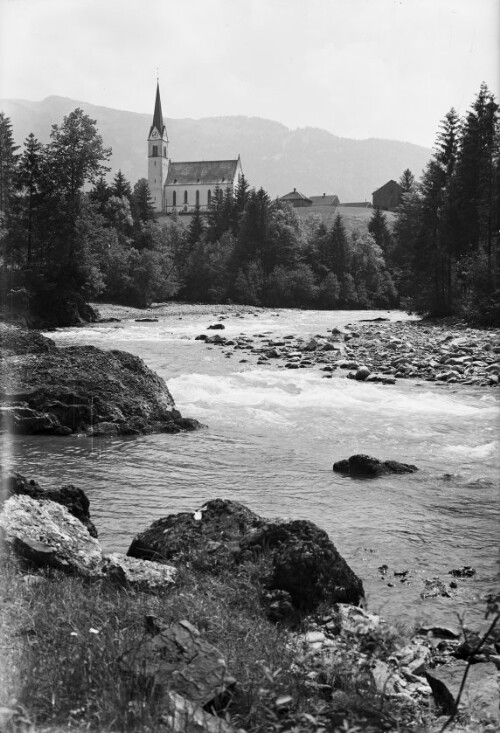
left=5, top=308, right=499, bottom=628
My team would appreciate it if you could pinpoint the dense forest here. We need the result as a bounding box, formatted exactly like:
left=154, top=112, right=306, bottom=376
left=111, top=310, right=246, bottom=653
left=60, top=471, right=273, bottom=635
left=0, top=84, right=498, bottom=326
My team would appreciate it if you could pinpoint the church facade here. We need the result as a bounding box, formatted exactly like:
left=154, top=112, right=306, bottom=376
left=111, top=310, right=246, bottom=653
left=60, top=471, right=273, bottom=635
left=147, top=83, right=243, bottom=215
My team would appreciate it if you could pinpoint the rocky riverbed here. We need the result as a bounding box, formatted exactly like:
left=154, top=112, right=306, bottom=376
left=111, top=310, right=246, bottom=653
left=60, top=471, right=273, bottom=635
left=89, top=302, right=500, bottom=388
left=190, top=316, right=500, bottom=388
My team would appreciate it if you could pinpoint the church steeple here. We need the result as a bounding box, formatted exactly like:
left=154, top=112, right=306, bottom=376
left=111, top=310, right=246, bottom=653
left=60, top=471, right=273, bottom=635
left=149, top=82, right=167, bottom=140
left=148, top=82, right=169, bottom=213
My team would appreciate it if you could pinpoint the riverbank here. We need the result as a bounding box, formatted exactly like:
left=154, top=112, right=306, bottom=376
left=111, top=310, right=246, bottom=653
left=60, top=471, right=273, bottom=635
left=1, top=479, right=498, bottom=733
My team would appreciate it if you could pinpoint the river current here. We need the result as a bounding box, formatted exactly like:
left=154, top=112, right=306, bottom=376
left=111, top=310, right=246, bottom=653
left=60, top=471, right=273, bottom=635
left=5, top=308, right=499, bottom=628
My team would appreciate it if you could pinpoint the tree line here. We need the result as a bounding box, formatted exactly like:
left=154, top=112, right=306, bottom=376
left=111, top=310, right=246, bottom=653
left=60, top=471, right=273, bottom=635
left=390, top=82, right=499, bottom=325
left=0, top=83, right=498, bottom=325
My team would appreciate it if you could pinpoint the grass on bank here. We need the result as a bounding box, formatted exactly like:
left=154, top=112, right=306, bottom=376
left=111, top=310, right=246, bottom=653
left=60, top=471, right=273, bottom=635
left=0, top=553, right=488, bottom=733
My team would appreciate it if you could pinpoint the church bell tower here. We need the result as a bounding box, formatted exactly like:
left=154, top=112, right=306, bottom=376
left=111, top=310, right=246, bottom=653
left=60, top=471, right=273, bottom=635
left=148, top=82, right=169, bottom=213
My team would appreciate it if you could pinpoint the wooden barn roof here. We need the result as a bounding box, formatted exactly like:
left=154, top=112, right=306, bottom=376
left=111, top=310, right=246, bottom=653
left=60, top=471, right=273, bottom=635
left=309, top=194, right=339, bottom=206
left=279, top=189, right=312, bottom=203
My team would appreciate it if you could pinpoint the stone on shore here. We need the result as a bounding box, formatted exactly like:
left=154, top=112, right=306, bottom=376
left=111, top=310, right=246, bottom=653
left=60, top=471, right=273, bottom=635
left=425, top=661, right=499, bottom=723
left=128, top=499, right=364, bottom=614
left=0, top=492, right=177, bottom=592
left=102, top=553, right=177, bottom=591
left=0, top=494, right=102, bottom=575
left=119, top=619, right=235, bottom=708
left=160, top=691, right=237, bottom=733
left=2, top=472, right=97, bottom=537
left=0, top=324, right=201, bottom=436
left=333, top=454, right=418, bottom=477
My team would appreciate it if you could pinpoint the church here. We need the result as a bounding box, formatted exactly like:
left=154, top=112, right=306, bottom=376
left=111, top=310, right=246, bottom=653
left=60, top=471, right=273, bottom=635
left=147, top=83, right=243, bottom=215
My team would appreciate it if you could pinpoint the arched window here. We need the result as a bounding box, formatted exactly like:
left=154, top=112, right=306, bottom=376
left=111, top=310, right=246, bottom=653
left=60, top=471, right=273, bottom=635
left=152, top=145, right=158, bottom=156
left=172, top=191, right=176, bottom=207
left=207, top=190, right=211, bottom=205
left=196, top=190, right=200, bottom=206
left=184, top=191, right=188, bottom=205
left=163, top=146, right=167, bottom=157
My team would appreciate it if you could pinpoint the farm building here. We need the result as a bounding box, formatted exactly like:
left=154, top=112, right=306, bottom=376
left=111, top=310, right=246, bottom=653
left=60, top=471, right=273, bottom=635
left=279, top=189, right=313, bottom=208
left=372, top=180, right=402, bottom=211
left=309, top=194, right=340, bottom=207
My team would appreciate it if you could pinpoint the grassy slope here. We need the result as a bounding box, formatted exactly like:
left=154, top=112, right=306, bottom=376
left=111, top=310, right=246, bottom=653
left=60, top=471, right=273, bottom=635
left=0, top=554, right=437, bottom=733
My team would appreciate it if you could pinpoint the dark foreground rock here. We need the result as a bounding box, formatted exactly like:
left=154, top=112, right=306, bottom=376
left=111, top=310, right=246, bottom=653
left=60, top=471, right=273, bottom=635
left=2, top=472, right=97, bottom=537
left=120, top=618, right=235, bottom=708
left=128, top=498, right=364, bottom=613
left=0, top=324, right=201, bottom=436
left=333, top=454, right=418, bottom=477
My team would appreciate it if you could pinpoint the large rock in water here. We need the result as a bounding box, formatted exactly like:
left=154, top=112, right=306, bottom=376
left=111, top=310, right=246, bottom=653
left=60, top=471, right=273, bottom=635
left=128, top=499, right=364, bottom=612
left=0, top=325, right=201, bottom=436
left=333, top=454, right=418, bottom=477
left=1, top=472, right=97, bottom=537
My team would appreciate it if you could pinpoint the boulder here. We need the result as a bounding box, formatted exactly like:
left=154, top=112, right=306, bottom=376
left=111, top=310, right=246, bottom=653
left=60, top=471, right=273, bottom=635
left=128, top=499, right=264, bottom=565
left=159, top=691, right=236, bottom=733
left=333, top=454, right=418, bottom=478
left=0, top=323, right=56, bottom=355
left=1, top=472, right=97, bottom=537
left=205, top=334, right=226, bottom=345
left=420, top=577, right=451, bottom=599
left=0, top=495, right=102, bottom=575
left=425, top=661, right=499, bottom=723
left=207, top=323, right=225, bottom=330
left=101, top=553, right=176, bottom=591
left=128, top=499, right=364, bottom=614
left=119, top=619, right=235, bottom=708
left=354, top=366, right=371, bottom=381
left=1, top=327, right=201, bottom=436
left=0, top=405, right=70, bottom=435
left=241, top=520, right=364, bottom=611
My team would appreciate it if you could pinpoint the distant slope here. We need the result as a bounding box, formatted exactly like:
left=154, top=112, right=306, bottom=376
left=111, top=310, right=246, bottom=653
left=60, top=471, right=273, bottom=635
left=0, top=96, right=431, bottom=201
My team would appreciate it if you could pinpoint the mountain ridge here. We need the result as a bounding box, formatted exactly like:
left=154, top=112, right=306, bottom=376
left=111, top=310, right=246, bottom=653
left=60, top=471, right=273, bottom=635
left=1, top=95, right=432, bottom=201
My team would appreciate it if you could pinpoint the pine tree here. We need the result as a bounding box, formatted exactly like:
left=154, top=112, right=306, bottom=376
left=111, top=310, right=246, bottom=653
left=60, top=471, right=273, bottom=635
left=0, top=113, right=19, bottom=239
left=111, top=170, right=132, bottom=199
left=399, top=169, right=416, bottom=194
left=368, top=207, right=393, bottom=256
left=15, top=133, right=44, bottom=264
left=327, top=214, right=349, bottom=278
left=188, top=205, right=205, bottom=246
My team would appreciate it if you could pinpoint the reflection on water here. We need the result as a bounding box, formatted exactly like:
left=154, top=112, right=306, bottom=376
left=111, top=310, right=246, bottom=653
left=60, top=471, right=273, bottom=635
left=5, top=308, right=499, bottom=625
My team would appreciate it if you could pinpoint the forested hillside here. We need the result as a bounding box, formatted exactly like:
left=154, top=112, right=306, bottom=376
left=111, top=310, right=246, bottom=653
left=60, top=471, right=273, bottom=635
left=0, top=84, right=497, bottom=326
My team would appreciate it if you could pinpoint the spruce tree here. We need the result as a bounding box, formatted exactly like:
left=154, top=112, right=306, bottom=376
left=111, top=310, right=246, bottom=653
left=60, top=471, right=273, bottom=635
left=15, top=133, right=44, bottom=264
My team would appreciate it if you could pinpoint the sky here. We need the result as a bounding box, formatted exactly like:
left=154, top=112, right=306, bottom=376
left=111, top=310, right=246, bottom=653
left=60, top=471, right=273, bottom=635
left=0, top=0, right=498, bottom=148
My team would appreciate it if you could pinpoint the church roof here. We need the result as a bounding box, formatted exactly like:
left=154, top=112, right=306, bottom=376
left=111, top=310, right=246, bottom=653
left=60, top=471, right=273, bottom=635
left=149, top=82, right=167, bottom=139
left=165, top=159, right=240, bottom=186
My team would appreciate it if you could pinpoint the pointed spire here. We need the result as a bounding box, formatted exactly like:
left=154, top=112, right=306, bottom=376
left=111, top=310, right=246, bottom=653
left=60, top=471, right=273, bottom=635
left=149, top=82, right=167, bottom=140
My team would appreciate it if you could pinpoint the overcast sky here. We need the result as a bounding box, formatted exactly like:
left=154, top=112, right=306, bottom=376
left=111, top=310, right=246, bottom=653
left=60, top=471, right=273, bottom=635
left=1, top=0, right=498, bottom=147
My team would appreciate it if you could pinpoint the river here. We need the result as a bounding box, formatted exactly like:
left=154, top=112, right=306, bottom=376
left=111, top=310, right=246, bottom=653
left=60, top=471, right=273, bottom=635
left=5, top=307, right=499, bottom=629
